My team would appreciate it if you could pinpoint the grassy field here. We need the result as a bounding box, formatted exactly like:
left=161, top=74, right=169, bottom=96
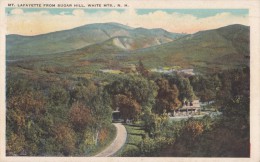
left=115, top=124, right=145, bottom=157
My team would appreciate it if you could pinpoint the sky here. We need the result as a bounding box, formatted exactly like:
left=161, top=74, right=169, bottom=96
left=5, top=8, right=249, bottom=35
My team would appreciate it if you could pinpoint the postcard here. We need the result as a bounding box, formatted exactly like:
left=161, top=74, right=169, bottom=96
left=0, top=0, right=260, bottom=162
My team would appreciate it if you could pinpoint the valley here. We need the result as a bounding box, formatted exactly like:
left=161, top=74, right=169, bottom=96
left=6, top=22, right=250, bottom=157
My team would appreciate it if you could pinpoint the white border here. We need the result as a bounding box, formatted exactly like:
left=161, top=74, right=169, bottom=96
left=0, top=0, right=259, bottom=162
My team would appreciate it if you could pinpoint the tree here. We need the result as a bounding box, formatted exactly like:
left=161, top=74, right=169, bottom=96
left=69, top=79, right=97, bottom=104
left=168, top=74, right=195, bottom=101
left=105, top=75, right=158, bottom=112
left=142, top=109, right=156, bottom=136
left=69, top=102, right=93, bottom=132
left=114, top=94, right=141, bottom=122
left=6, top=89, right=47, bottom=155
left=53, top=123, right=76, bottom=156
left=136, top=60, right=150, bottom=77
left=6, top=133, right=26, bottom=155
left=141, top=109, right=169, bottom=138
left=199, top=89, right=215, bottom=103
left=154, top=68, right=250, bottom=157
left=182, top=119, right=204, bottom=140
left=88, top=89, right=113, bottom=145
left=48, top=85, right=69, bottom=106
left=155, top=78, right=181, bottom=114
left=189, top=74, right=221, bottom=103
left=217, top=68, right=250, bottom=128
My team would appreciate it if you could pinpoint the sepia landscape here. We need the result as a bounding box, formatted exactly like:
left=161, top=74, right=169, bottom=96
left=6, top=9, right=250, bottom=157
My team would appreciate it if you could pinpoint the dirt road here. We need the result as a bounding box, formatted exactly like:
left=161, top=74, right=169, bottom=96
left=94, top=123, right=127, bottom=157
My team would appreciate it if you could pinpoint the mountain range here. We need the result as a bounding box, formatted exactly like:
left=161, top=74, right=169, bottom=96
left=6, top=22, right=185, bottom=57
left=6, top=23, right=249, bottom=72
left=129, top=24, right=249, bottom=70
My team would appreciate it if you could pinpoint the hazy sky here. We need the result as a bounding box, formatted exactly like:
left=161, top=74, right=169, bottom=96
left=6, top=8, right=249, bottom=35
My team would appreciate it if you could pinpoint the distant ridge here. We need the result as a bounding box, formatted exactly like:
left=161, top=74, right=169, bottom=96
left=6, top=23, right=249, bottom=72
left=6, top=22, right=185, bottom=57
left=127, top=24, right=249, bottom=71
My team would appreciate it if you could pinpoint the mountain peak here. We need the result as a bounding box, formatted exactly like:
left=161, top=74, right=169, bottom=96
left=76, top=22, right=133, bottom=31
left=7, top=22, right=183, bottom=57
left=217, top=24, right=249, bottom=29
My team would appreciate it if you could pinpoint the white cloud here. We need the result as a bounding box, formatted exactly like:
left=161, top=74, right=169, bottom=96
left=60, top=11, right=70, bottom=15
left=10, top=9, right=24, bottom=15
left=6, top=9, right=248, bottom=35
left=72, top=9, right=85, bottom=16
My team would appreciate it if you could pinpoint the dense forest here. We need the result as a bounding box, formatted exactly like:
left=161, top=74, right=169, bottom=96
left=6, top=59, right=249, bottom=156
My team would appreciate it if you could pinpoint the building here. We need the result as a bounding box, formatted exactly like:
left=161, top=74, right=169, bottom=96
left=172, top=100, right=201, bottom=117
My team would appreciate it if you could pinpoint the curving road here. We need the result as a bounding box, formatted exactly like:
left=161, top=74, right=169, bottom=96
left=95, top=123, right=127, bottom=157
